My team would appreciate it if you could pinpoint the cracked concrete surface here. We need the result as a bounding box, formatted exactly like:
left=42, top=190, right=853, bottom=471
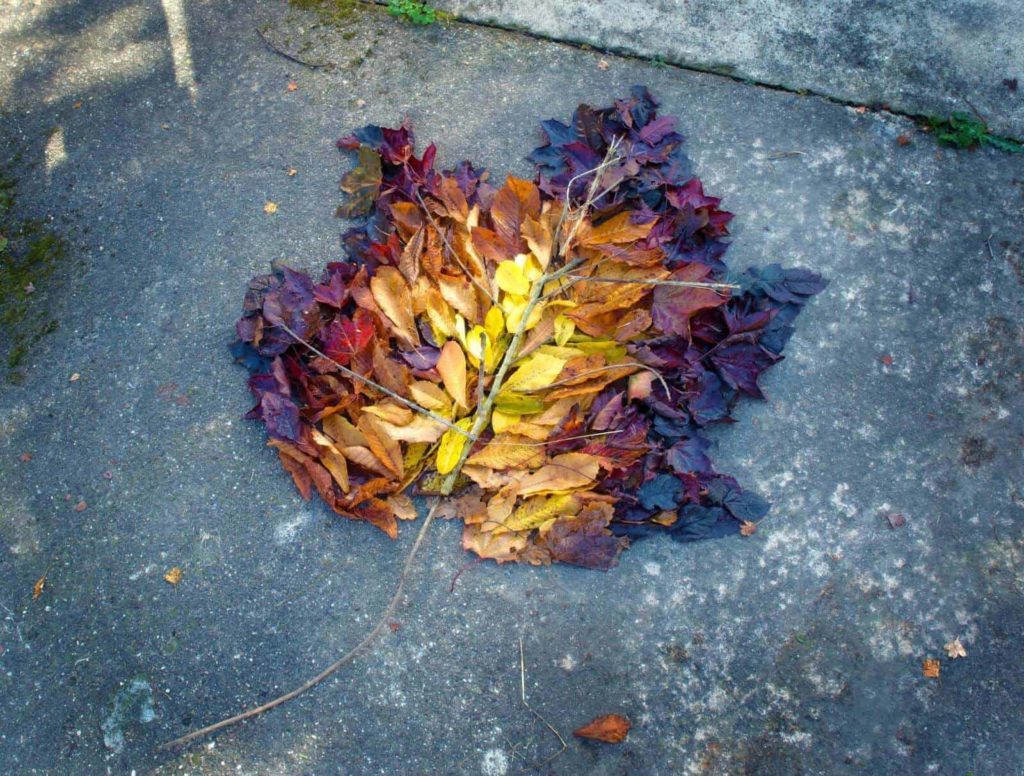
left=0, top=1, right=1022, bottom=774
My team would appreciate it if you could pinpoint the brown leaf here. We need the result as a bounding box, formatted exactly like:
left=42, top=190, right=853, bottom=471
left=73, top=500, right=87, bottom=512
left=739, top=520, right=757, bottom=536
left=32, top=574, right=46, bottom=599
left=517, top=453, right=602, bottom=497
left=387, top=493, right=419, bottom=520
left=398, top=227, right=425, bottom=284
left=573, top=713, right=631, bottom=743
left=922, top=658, right=940, bottom=678
left=461, top=522, right=528, bottom=563
left=582, top=212, right=654, bottom=245
left=358, top=414, right=405, bottom=479
left=19, top=452, right=32, bottom=463
left=164, top=567, right=183, bottom=585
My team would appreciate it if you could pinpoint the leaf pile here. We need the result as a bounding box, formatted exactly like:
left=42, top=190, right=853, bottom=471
left=232, top=86, right=825, bottom=570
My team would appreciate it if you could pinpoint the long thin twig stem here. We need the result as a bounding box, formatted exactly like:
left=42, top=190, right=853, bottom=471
left=565, top=274, right=738, bottom=291
left=159, top=499, right=443, bottom=750
left=518, top=637, right=567, bottom=770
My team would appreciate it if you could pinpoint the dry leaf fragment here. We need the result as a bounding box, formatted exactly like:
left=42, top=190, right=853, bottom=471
left=263, top=201, right=278, bottom=214
left=739, top=520, right=757, bottom=536
left=944, top=638, right=966, bottom=659
left=73, top=500, right=87, bottom=512
left=286, top=81, right=298, bottom=91
left=19, top=452, right=32, bottom=463
left=69, top=373, right=80, bottom=382
left=922, top=658, right=940, bottom=678
left=573, top=713, right=631, bottom=743
left=597, top=59, right=610, bottom=71
left=164, top=567, right=183, bottom=585
left=287, top=167, right=297, bottom=177
left=32, top=574, right=46, bottom=599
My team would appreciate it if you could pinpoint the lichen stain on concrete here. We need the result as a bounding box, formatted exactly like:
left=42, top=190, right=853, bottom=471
left=100, top=676, right=157, bottom=753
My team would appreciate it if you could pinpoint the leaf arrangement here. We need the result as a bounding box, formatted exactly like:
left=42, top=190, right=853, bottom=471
left=232, top=86, right=825, bottom=571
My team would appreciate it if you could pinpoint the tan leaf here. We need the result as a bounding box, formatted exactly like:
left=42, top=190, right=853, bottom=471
left=437, top=340, right=468, bottom=409
left=32, top=574, right=46, bottom=599
left=438, top=273, right=480, bottom=324
left=362, top=402, right=414, bottom=426
left=573, top=714, right=631, bottom=743
left=387, top=494, right=418, bottom=520
left=739, top=520, right=757, bottom=536
left=370, top=266, right=420, bottom=347
left=922, top=658, right=940, bottom=678
left=502, top=493, right=581, bottom=534
left=517, top=453, right=602, bottom=496
left=341, top=445, right=396, bottom=478
left=944, top=638, right=966, bottom=659
left=462, top=522, right=527, bottom=563
left=322, top=414, right=368, bottom=447
left=163, top=567, right=183, bottom=585
left=462, top=465, right=521, bottom=490
left=398, top=227, right=424, bottom=284
left=409, top=380, right=452, bottom=412
left=376, top=414, right=447, bottom=444
left=311, top=430, right=351, bottom=493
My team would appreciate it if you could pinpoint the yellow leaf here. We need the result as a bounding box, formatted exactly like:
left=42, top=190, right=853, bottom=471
left=437, top=340, right=468, bottom=409
left=263, top=201, right=278, bottom=214
left=491, top=409, right=520, bottom=434
left=423, top=285, right=457, bottom=338
left=554, top=314, right=575, bottom=346
left=435, top=418, right=473, bottom=474
left=502, top=295, right=544, bottom=333
left=485, top=305, right=505, bottom=344
left=495, top=260, right=530, bottom=295
left=465, top=435, right=545, bottom=469
left=164, top=567, right=183, bottom=585
left=517, top=453, right=602, bottom=496
left=370, top=266, right=419, bottom=348
left=503, top=352, right=567, bottom=392
left=502, top=494, right=580, bottom=534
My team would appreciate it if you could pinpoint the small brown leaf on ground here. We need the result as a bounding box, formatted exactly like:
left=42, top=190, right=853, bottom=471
left=73, top=500, right=87, bottom=512
left=886, top=512, right=906, bottom=529
left=574, top=713, right=631, bottom=743
left=286, top=81, right=298, bottom=92
left=739, top=520, right=757, bottom=536
left=32, top=574, right=46, bottom=599
left=896, top=133, right=912, bottom=146
left=388, top=621, right=401, bottom=632
left=854, top=105, right=868, bottom=114
left=944, top=638, right=967, bottom=659
left=102, top=470, right=114, bottom=480
left=263, top=201, right=278, bottom=214
left=73, top=100, right=83, bottom=109
left=69, top=373, right=80, bottom=382
left=355, top=98, right=366, bottom=108
left=880, top=354, right=894, bottom=366
left=19, top=452, right=32, bottom=463
left=922, top=658, right=940, bottom=678
left=287, top=167, right=297, bottom=177
left=164, top=567, right=183, bottom=585
left=597, top=59, right=609, bottom=71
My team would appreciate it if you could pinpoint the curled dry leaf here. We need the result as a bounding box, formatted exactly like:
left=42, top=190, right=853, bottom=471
left=574, top=713, right=631, bottom=743
left=230, top=87, right=825, bottom=569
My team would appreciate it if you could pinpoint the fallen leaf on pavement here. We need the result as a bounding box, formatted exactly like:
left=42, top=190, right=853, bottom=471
left=574, top=713, right=631, bottom=743
left=922, top=658, right=940, bottom=678
left=944, top=638, right=966, bottom=659
left=32, top=574, right=46, bottom=599
left=19, top=452, right=32, bottom=463
left=164, top=567, right=183, bottom=585
left=73, top=500, right=87, bottom=512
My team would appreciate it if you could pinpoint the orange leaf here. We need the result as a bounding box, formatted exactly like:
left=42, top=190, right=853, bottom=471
left=163, top=567, right=183, bottom=585
left=370, top=266, right=420, bottom=347
left=582, top=212, right=654, bottom=245
left=573, top=713, right=631, bottom=743
left=32, top=574, right=46, bottom=599
left=922, top=658, right=940, bottom=678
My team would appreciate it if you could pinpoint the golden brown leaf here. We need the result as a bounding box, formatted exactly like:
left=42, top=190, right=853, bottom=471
left=573, top=714, right=631, bottom=743
left=437, top=340, right=468, bottom=409
left=370, top=266, right=420, bottom=347
left=739, top=520, right=757, bottom=536
left=517, top=453, right=602, bottom=496
left=922, top=658, right=940, bottom=678
left=32, top=574, right=46, bottom=599
left=358, top=414, right=405, bottom=479
left=461, top=522, right=528, bottom=563
left=387, top=493, right=418, bottom=520
left=164, top=567, right=183, bottom=585
left=465, top=435, right=545, bottom=470
left=581, top=211, right=654, bottom=245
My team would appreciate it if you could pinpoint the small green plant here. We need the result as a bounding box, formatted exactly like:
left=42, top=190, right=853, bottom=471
left=387, top=0, right=450, bottom=25
left=925, top=112, right=1022, bottom=153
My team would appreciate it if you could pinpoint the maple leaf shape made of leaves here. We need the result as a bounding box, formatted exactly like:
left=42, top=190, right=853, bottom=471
left=231, top=86, right=826, bottom=570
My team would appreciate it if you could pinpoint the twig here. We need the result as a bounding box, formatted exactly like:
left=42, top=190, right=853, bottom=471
left=414, top=191, right=498, bottom=305
left=159, top=498, right=443, bottom=750
left=448, top=557, right=482, bottom=592
left=255, top=27, right=335, bottom=70
left=985, top=233, right=995, bottom=261
left=517, top=637, right=567, bottom=771
left=278, top=323, right=471, bottom=437
left=564, top=274, right=738, bottom=291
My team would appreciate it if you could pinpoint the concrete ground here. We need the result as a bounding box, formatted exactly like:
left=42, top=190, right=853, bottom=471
left=1, top=1, right=1022, bottom=774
